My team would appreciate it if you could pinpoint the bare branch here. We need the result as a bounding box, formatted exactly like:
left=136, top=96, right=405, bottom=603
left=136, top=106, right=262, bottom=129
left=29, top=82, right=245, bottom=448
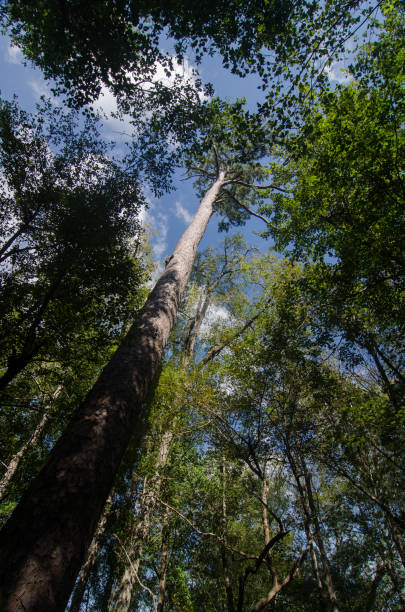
left=114, top=534, right=157, bottom=612
left=200, top=296, right=272, bottom=366
left=230, top=180, right=289, bottom=194
left=157, top=499, right=257, bottom=560
left=212, top=142, right=220, bottom=177
left=222, top=189, right=274, bottom=227
left=237, top=531, right=288, bottom=611
left=249, top=541, right=312, bottom=611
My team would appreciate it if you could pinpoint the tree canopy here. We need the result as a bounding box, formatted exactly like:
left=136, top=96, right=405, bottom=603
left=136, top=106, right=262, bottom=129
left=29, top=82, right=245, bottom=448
left=0, top=1, right=403, bottom=610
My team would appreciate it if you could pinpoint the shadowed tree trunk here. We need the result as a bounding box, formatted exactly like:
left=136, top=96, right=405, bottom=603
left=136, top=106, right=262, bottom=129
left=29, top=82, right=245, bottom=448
left=286, top=444, right=328, bottom=610
left=113, top=248, right=243, bottom=609
left=0, top=170, right=227, bottom=612
left=0, top=274, right=65, bottom=391
left=301, top=463, right=340, bottom=612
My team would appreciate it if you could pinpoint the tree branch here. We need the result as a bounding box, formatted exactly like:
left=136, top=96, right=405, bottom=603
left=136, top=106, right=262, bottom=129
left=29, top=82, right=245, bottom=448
left=156, top=499, right=257, bottom=560
left=230, top=180, right=289, bottom=194
left=199, top=296, right=272, bottom=367
left=114, top=534, right=157, bottom=611
left=222, top=188, right=274, bottom=227
left=249, top=541, right=312, bottom=611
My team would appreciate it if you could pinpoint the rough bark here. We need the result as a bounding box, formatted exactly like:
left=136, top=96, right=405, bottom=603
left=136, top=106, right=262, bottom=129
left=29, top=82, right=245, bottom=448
left=0, top=172, right=226, bottom=612
left=114, top=265, right=228, bottom=610
left=0, top=385, right=62, bottom=502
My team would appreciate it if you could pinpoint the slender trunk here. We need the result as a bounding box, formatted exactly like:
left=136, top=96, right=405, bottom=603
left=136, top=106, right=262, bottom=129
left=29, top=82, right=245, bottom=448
left=366, top=341, right=399, bottom=409
left=157, top=499, right=170, bottom=612
left=69, top=492, right=114, bottom=612
left=301, top=461, right=340, bottom=612
left=285, top=442, right=327, bottom=610
left=0, top=385, right=62, bottom=502
left=0, top=172, right=226, bottom=612
left=181, top=262, right=229, bottom=367
left=261, top=478, right=271, bottom=546
left=181, top=288, right=210, bottom=367
left=386, top=516, right=405, bottom=569
left=100, top=565, right=117, bottom=612
left=249, top=544, right=310, bottom=612
left=220, top=461, right=235, bottom=612
left=114, top=430, right=174, bottom=611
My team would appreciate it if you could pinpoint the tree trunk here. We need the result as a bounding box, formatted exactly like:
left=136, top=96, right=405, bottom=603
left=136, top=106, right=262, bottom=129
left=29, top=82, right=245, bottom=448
left=68, top=492, right=114, bottom=612
left=100, top=559, right=118, bottom=612
left=0, top=172, right=226, bottom=612
left=0, top=386, right=62, bottom=502
left=157, top=498, right=170, bottom=612
left=113, top=430, right=174, bottom=611
left=114, top=268, right=224, bottom=610
left=300, top=459, right=340, bottom=612
left=386, top=516, right=405, bottom=569
left=285, top=441, right=329, bottom=611
left=220, top=461, right=235, bottom=612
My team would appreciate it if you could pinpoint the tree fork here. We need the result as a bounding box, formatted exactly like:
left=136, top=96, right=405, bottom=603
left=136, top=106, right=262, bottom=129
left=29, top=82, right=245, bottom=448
left=0, top=171, right=227, bottom=612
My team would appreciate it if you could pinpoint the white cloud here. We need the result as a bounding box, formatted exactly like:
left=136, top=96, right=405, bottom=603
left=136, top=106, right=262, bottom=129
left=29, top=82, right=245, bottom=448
left=92, top=86, right=134, bottom=138
left=28, top=79, right=59, bottom=104
left=325, top=63, right=353, bottom=84
left=94, top=54, right=206, bottom=138
left=137, top=200, right=169, bottom=265
left=201, top=303, right=232, bottom=335
left=152, top=212, right=169, bottom=261
left=174, top=201, right=193, bottom=225
left=6, top=45, right=23, bottom=64
left=151, top=57, right=206, bottom=100
left=137, top=205, right=149, bottom=227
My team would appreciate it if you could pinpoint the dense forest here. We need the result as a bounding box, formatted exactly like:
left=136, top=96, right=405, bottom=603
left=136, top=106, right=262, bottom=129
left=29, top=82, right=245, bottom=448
left=0, top=1, right=403, bottom=610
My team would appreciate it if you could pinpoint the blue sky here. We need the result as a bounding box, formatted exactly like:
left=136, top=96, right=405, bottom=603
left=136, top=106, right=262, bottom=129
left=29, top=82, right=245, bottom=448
left=0, top=32, right=353, bottom=268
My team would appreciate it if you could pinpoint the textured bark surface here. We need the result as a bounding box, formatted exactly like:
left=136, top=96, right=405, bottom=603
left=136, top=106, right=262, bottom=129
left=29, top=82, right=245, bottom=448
left=0, top=173, right=226, bottom=612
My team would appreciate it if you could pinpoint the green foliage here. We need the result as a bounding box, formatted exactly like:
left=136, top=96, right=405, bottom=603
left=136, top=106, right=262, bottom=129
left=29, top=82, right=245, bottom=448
left=1, top=4, right=404, bottom=611
left=261, top=6, right=404, bottom=406
left=0, top=97, right=150, bottom=518
left=0, top=97, right=148, bottom=389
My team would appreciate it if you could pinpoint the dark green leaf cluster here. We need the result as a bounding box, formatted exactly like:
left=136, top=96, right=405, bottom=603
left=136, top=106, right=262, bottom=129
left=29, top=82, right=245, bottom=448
left=0, top=97, right=148, bottom=391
